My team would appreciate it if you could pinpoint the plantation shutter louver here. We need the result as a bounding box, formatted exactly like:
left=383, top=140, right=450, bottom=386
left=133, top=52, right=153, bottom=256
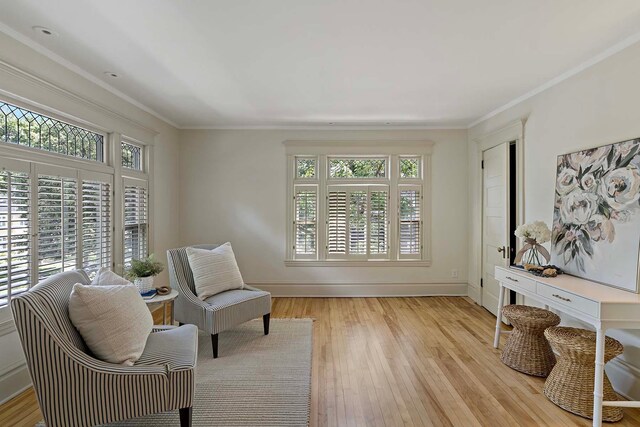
left=327, top=189, right=347, bottom=255
left=369, top=188, right=389, bottom=256
left=37, top=169, right=78, bottom=280
left=399, top=186, right=422, bottom=258
left=0, top=160, right=31, bottom=307
left=123, top=179, right=148, bottom=268
left=294, top=186, right=317, bottom=258
left=327, top=186, right=389, bottom=259
left=349, top=190, right=367, bottom=255
left=81, top=173, right=112, bottom=275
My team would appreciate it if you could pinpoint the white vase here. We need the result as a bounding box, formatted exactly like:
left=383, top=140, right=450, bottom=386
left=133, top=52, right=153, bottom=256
left=134, top=276, right=155, bottom=293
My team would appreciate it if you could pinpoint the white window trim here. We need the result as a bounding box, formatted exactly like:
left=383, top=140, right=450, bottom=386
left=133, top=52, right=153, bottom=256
left=120, top=137, right=152, bottom=273
left=284, top=140, right=432, bottom=266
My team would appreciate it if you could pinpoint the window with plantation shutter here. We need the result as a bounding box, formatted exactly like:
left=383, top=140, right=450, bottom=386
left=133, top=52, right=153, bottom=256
left=294, top=186, right=317, bottom=258
left=37, top=172, right=78, bottom=280
left=286, top=143, right=430, bottom=265
left=327, top=186, right=389, bottom=260
left=369, top=189, right=388, bottom=256
left=349, top=190, right=367, bottom=255
left=123, top=180, right=148, bottom=267
left=399, top=186, right=422, bottom=258
left=327, top=189, right=347, bottom=255
left=0, top=161, right=31, bottom=307
left=0, top=159, right=117, bottom=308
left=0, top=97, right=160, bottom=310
left=82, top=176, right=111, bottom=275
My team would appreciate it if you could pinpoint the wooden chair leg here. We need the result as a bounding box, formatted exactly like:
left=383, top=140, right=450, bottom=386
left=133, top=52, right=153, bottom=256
left=179, top=407, right=192, bottom=427
left=211, top=333, right=218, bottom=358
left=263, top=313, right=270, bottom=335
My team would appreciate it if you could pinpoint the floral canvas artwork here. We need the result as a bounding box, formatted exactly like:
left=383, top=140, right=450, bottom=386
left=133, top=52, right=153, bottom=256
left=551, top=138, right=640, bottom=292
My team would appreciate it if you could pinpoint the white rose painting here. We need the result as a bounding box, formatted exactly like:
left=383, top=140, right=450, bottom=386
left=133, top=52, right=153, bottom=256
left=551, top=138, right=640, bottom=292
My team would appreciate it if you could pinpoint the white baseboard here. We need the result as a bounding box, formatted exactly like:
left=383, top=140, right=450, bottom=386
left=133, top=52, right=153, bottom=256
left=467, top=284, right=481, bottom=304
left=0, top=361, right=31, bottom=405
left=250, top=282, right=468, bottom=297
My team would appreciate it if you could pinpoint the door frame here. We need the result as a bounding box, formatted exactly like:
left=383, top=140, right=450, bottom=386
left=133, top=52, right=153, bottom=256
left=472, top=119, right=526, bottom=307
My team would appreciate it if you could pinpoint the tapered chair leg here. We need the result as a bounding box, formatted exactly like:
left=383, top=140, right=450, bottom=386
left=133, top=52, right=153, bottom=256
left=263, top=313, right=270, bottom=335
left=179, top=407, right=192, bottom=427
left=211, top=333, right=218, bottom=358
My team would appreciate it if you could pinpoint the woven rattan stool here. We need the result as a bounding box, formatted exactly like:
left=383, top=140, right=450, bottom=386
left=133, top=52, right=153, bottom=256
left=544, top=327, right=623, bottom=422
left=500, top=305, right=560, bottom=377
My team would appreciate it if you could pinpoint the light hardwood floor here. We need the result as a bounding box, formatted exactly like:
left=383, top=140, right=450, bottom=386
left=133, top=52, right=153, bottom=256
left=1, top=297, right=639, bottom=426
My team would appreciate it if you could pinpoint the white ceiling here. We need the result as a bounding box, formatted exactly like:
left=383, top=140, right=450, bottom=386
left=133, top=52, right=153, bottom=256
left=1, top=0, right=640, bottom=128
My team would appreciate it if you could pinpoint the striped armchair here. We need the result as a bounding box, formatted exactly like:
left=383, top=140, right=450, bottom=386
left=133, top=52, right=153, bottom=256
left=10, top=270, right=198, bottom=427
left=167, top=244, right=272, bottom=358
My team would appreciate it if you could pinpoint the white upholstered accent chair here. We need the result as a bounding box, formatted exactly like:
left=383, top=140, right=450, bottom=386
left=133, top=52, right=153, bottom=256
left=167, top=244, right=272, bottom=358
left=10, top=270, right=198, bottom=427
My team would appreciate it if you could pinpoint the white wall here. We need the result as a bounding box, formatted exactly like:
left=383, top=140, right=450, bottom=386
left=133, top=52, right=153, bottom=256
left=178, top=129, right=468, bottom=295
left=468, top=41, right=640, bottom=399
left=0, top=32, right=181, bottom=402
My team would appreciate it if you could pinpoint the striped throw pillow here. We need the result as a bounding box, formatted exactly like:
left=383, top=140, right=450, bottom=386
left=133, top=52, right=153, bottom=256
left=186, top=243, right=244, bottom=300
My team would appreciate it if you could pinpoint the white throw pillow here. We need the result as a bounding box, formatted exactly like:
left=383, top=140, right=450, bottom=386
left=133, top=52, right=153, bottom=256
left=69, top=283, right=153, bottom=366
left=91, top=267, right=133, bottom=286
left=186, top=243, right=244, bottom=300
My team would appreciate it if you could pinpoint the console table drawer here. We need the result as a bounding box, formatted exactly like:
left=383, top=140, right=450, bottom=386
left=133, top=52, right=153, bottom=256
left=495, top=268, right=536, bottom=291
left=537, top=283, right=599, bottom=317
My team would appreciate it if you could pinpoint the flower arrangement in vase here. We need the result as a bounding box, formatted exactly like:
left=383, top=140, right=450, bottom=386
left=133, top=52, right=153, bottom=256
left=126, top=255, right=164, bottom=294
left=514, top=221, right=552, bottom=266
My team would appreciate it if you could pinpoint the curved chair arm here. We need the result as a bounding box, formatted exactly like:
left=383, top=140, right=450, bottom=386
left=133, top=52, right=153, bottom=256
left=167, top=249, right=211, bottom=329
left=11, top=297, right=174, bottom=427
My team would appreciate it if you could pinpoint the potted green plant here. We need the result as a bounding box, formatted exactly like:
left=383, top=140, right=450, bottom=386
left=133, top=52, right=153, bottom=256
left=126, top=255, right=164, bottom=293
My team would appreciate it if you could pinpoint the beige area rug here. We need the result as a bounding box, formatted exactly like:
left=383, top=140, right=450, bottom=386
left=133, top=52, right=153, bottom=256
left=38, top=319, right=312, bottom=427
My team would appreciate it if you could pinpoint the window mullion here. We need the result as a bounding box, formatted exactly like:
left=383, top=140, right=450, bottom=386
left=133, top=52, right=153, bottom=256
left=366, top=187, right=371, bottom=259
left=6, top=172, right=12, bottom=303
left=317, top=155, right=327, bottom=261
left=76, top=171, right=83, bottom=271
left=389, top=155, right=399, bottom=260
left=29, top=163, right=38, bottom=288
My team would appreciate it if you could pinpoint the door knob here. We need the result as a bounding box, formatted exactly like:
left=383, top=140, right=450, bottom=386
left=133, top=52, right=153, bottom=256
left=497, top=246, right=506, bottom=257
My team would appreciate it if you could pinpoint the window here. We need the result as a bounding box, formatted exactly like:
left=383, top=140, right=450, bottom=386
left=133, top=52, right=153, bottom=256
left=399, top=186, right=421, bottom=258
left=37, top=172, right=78, bottom=280
left=294, top=186, right=317, bottom=257
left=296, top=157, right=316, bottom=179
left=0, top=98, right=153, bottom=309
left=81, top=175, right=112, bottom=274
left=0, top=101, right=104, bottom=161
left=0, top=160, right=115, bottom=307
left=329, top=158, right=386, bottom=178
left=122, top=141, right=143, bottom=170
left=123, top=179, right=148, bottom=268
left=286, top=142, right=431, bottom=265
left=400, top=156, right=420, bottom=178
left=326, top=186, right=389, bottom=259
left=0, top=164, right=31, bottom=307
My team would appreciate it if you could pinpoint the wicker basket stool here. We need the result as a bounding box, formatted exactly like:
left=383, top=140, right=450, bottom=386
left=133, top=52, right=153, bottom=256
left=544, top=327, right=623, bottom=422
left=500, top=305, right=560, bottom=377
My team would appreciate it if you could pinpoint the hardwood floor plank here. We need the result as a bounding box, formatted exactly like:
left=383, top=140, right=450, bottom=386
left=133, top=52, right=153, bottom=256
left=2, top=296, right=640, bottom=426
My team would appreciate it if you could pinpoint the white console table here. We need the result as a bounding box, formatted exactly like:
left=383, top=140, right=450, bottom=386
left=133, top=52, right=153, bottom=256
left=493, top=266, right=640, bottom=427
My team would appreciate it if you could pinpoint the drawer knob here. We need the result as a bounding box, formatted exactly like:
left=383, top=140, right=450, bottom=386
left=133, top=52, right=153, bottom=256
left=552, top=293, right=571, bottom=302
left=505, top=276, right=519, bottom=282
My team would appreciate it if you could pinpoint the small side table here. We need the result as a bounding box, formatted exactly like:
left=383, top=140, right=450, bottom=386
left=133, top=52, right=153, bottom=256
left=144, top=289, right=179, bottom=325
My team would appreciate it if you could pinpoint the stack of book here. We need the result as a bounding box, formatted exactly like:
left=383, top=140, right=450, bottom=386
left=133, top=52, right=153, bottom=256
left=140, top=289, right=157, bottom=300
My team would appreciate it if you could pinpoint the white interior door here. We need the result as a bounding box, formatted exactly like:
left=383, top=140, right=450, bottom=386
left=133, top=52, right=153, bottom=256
left=482, top=143, right=510, bottom=316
